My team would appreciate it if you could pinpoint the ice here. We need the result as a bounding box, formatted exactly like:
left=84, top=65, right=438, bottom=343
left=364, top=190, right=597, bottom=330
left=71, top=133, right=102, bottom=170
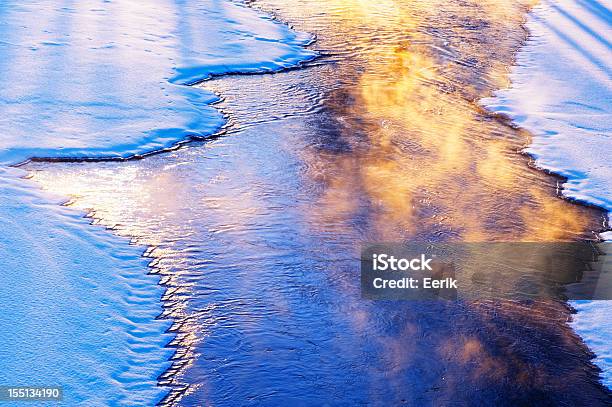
left=482, top=0, right=612, bottom=388
left=0, top=166, right=173, bottom=405
left=0, top=0, right=316, bottom=164
left=0, top=0, right=315, bottom=404
left=572, top=300, right=612, bottom=388
left=482, top=0, right=611, bottom=220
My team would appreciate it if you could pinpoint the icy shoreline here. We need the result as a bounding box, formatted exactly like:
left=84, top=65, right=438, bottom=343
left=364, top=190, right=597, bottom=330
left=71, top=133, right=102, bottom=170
left=0, top=165, right=173, bottom=405
left=0, top=1, right=315, bottom=404
left=482, top=0, right=612, bottom=388
left=0, top=0, right=316, bottom=165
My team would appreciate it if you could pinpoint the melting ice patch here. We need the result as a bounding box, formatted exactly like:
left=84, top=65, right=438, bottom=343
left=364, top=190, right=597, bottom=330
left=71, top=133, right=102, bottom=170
left=0, top=0, right=316, bottom=164
left=482, top=0, right=612, bottom=388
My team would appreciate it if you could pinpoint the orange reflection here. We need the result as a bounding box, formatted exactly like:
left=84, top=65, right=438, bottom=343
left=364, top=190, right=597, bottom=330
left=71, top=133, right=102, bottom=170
left=271, top=0, right=602, bottom=242
left=25, top=0, right=606, bottom=403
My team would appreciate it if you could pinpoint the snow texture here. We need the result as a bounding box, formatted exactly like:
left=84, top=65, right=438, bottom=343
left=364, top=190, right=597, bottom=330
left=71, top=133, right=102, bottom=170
left=0, top=166, right=173, bottom=406
left=0, top=0, right=316, bottom=164
left=0, top=1, right=315, bottom=405
left=482, top=0, right=612, bottom=389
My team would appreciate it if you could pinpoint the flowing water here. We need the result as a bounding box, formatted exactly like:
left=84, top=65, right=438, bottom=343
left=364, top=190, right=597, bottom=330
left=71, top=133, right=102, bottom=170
left=27, top=0, right=610, bottom=405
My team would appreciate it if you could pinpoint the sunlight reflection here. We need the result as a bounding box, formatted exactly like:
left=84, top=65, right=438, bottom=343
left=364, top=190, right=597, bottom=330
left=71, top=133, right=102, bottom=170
left=289, top=0, right=597, bottom=242
left=25, top=0, right=606, bottom=403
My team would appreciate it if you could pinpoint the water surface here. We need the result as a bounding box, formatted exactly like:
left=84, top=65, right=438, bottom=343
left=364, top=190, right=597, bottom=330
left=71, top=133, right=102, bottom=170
left=28, top=0, right=610, bottom=405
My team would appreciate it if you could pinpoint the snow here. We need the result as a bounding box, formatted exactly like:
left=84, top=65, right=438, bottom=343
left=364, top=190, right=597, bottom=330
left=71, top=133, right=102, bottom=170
left=0, top=166, right=173, bottom=406
left=0, top=0, right=315, bottom=405
left=482, top=0, right=611, bottom=220
left=0, top=0, right=316, bottom=164
left=482, top=0, right=612, bottom=388
left=572, top=300, right=612, bottom=388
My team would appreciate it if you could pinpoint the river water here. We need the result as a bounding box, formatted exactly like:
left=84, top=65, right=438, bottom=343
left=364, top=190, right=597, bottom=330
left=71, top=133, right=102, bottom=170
left=28, top=0, right=610, bottom=405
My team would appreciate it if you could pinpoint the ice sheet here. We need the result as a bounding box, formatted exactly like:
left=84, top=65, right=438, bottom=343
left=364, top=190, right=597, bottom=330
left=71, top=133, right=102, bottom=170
left=0, top=0, right=316, bottom=164
left=0, top=166, right=172, bottom=405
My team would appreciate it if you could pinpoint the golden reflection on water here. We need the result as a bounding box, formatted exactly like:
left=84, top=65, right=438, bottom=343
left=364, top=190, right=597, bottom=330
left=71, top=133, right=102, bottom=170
left=25, top=0, right=606, bottom=403
left=272, top=0, right=600, bottom=242
left=253, top=0, right=603, bottom=400
left=29, top=0, right=601, bottom=247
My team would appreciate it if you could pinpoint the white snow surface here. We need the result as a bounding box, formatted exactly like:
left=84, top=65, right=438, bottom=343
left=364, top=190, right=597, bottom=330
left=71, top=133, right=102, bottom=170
left=482, top=0, right=611, bottom=219
left=572, top=300, right=612, bottom=388
left=0, top=0, right=315, bottom=405
left=482, top=0, right=612, bottom=389
left=0, top=0, right=316, bottom=164
left=0, top=166, right=173, bottom=405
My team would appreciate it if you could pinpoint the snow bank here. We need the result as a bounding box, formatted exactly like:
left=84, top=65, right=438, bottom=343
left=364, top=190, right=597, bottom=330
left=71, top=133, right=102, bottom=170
left=0, top=167, right=173, bottom=405
left=0, top=0, right=315, bottom=404
left=572, top=300, right=612, bottom=388
left=482, top=0, right=612, bottom=388
left=0, top=0, right=316, bottom=164
left=482, top=0, right=611, bottom=220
